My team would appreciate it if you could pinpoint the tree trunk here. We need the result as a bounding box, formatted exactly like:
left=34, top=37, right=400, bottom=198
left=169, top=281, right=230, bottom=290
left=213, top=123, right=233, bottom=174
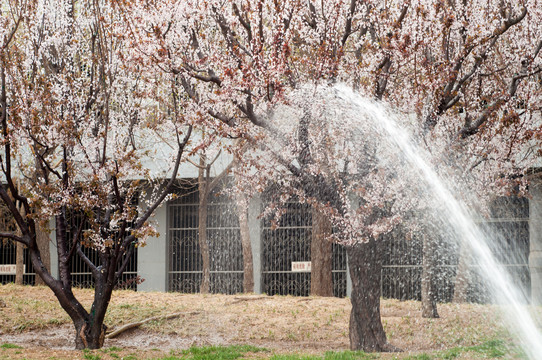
left=198, top=155, right=211, bottom=294
left=421, top=233, right=439, bottom=318
left=74, top=281, right=113, bottom=350
left=310, top=208, right=333, bottom=297
left=347, top=239, right=400, bottom=352
left=15, top=205, right=24, bottom=285
left=198, top=192, right=210, bottom=294
left=15, top=241, right=24, bottom=285
left=74, top=319, right=107, bottom=349
left=31, top=154, right=51, bottom=286
left=453, top=243, right=470, bottom=303
left=197, top=151, right=235, bottom=294
left=27, top=232, right=105, bottom=350
left=237, top=195, right=254, bottom=293
left=34, top=222, right=51, bottom=286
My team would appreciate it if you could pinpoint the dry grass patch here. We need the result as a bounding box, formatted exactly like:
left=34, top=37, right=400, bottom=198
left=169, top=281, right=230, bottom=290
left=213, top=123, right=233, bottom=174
left=0, top=283, right=536, bottom=359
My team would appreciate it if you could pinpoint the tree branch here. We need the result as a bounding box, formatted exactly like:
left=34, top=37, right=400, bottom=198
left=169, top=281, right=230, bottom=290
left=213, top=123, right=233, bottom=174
left=341, top=0, right=357, bottom=47
left=0, top=186, right=29, bottom=244
left=1, top=11, right=22, bottom=50
left=76, top=243, right=99, bottom=277
left=425, top=6, right=527, bottom=131
left=66, top=213, right=87, bottom=262
left=0, top=231, right=23, bottom=243
left=212, top=6, right=251, bottom=57
left=178, top=75, right=235, bottom=126
left=105, top=312, right=200, bottom=339
left=179, top=64, right=222, bottom=86
left=208, top=159, right=234, bottom=191
left=115, top=241, right=135, bottom=281
left=232, top=3, right=252, bottom=43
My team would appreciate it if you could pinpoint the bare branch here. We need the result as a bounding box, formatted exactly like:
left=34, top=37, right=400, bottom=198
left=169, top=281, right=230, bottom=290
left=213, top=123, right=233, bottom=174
left=1, top=11, right=22, bottom=50
left=232, top=3, right=252, bottom=43
left=66, top=213, right=86, bottom=262
left=76, top=243, right=99, bottom=277
left=303, top=1, right=317, bottom=29
left=208, top=160, right=234, bottom=191
left=186, top=157, right=206, bottom=170
left=236, top=94, right=267, bottom=127
left=534, top=39, right=542, bottom=60
left=115, top=242, right=135, bottom=280
left=0, top=231, right=23, bottom=243
left=178, top=64, right=222, bottom=86
left=0, top=186, right=29, bottom=244
left=178, top=75, right=235, bottom=126
left=212, top=6, right=251, bottom=57
left=35, top=149, right=62, bottom=181
left=106, top=312, right=198, bottom=339
left=341, top=0, right=358, bottom=46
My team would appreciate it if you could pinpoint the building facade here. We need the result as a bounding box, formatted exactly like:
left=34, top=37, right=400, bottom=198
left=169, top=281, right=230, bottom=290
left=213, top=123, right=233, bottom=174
left=0, top=179, right=538, bottom=304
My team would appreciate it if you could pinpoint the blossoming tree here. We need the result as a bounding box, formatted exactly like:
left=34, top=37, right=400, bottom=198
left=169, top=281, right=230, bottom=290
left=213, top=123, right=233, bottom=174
left=123, top=0, right=541, bottom=352
left=2, top=0, right=540, bottom=352
left=0, top=0, right=196, bottom=348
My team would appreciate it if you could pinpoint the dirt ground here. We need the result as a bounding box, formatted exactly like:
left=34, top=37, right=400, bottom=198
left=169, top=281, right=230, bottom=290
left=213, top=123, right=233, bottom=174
left=0, top=284, right=528, bottom=359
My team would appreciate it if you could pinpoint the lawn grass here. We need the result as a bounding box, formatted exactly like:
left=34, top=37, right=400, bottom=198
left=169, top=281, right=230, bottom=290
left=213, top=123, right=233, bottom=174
left=0, top=341, right=522, bottom=359
left=0, top=344, right=22, bottom=350
left=270, top=350, right=378, bottom=359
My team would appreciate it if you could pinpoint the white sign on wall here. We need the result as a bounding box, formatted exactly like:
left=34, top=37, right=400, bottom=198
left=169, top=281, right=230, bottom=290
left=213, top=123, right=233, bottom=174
left=0, top=264, right=22, bottom=275
left=291, top=261, right=311, bottom=272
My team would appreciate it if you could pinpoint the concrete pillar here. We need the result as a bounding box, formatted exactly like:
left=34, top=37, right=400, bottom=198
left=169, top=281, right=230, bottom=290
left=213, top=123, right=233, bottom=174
left=137, top=201, right=168, bottom=292
left=530, top=182, right=542, bottom=305
left=249, top=195, right=262, bottom=294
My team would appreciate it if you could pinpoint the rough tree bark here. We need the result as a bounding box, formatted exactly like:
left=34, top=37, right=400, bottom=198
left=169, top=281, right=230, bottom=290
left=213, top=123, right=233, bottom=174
left=15, top=199, right=24, bottom=285
left=50, top=213, right=111, bottom=350
left=34, top=223, right=51, bottom=286
left=33, top=154, right=51, bottom=286
left=347, top=239, right=400, bottom=352
left=237, top=194, right=254, bottom=293
left=198, top=154, right=211, bottom=294
left=15, top=241, right=23, bottom=285
left=421, top=233, right=439, bottom=318
left=310, top=208, right=333, bottom=297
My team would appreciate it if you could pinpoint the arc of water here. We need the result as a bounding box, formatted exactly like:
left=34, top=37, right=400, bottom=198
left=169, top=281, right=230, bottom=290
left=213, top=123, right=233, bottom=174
left=335, top=85, right=542, bottom=360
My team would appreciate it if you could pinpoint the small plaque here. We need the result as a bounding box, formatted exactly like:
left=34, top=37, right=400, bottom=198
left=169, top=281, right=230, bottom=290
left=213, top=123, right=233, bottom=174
left=291, top=261, right=311, bottom=272
left=0, top=264, right=20, bottom=275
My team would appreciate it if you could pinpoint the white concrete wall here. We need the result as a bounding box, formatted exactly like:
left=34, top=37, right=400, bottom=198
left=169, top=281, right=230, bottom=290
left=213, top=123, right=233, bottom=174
left=137, top=202, right=168, bottom=292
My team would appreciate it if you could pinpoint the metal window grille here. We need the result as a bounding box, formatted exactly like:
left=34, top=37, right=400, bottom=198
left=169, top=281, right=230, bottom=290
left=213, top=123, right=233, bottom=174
left=0, top=240, right=36, bottom=285
left=168, top=182, right=244, bottom=294
left=380, top=196, right=530, bottom=303
left=467, top=196, right=530, bottom=303
left=261, top=202, right=348, bottom=297
left=0, top=203, right=139, bottom=289
left=381, top=231, right=423, bottom=301
left=380, top=230, right=459, bottom=302
left=0, top=205, right=35, bottom=285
